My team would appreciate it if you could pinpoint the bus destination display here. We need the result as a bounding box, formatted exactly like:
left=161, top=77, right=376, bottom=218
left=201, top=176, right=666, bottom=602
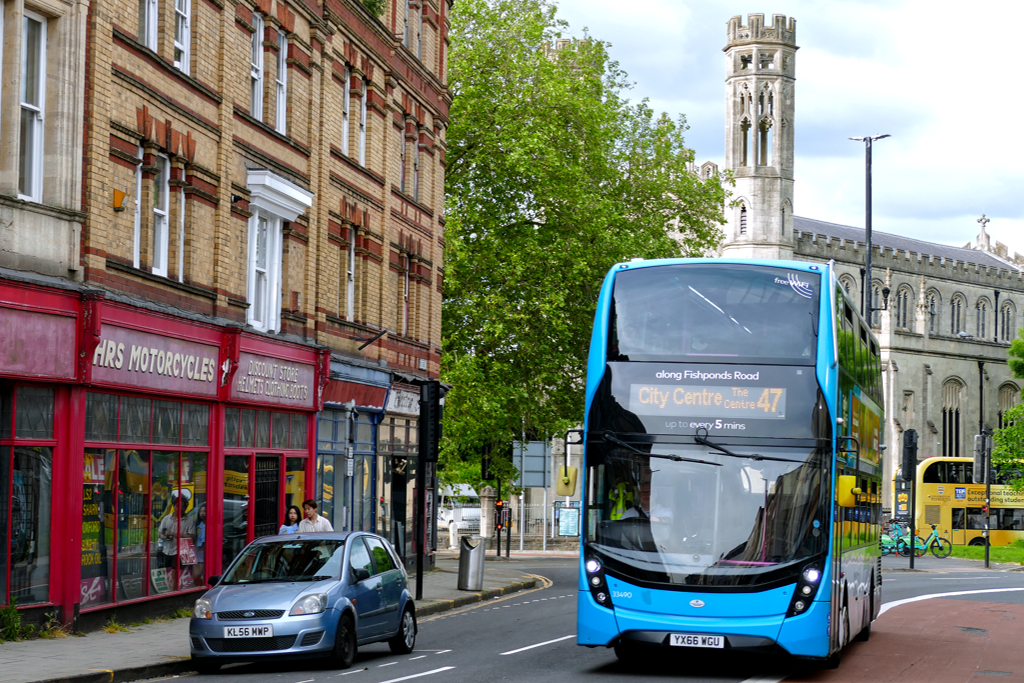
left=628, top=384, right=787, bottom=420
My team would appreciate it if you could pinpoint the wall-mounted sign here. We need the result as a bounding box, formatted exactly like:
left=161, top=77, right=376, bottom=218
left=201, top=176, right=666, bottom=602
left=90, top=325, right=219, bottom=396
left=1, top=306, right=77, bottom=379
left=386, top=389, right=420, bottom=417
left=231, top=351, right=315, bottom=409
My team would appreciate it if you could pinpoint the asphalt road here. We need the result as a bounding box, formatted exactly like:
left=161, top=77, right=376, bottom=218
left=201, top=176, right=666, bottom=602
left=165, top=557, right=1024, bottom=683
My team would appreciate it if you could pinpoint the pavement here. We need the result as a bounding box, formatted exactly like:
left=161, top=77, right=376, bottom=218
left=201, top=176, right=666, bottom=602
left=0, top=549, right=565, bottom=683
left=2, top=549, right=1020, bottom=683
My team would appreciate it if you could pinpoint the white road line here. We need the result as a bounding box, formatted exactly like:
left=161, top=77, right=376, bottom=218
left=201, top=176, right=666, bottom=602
left=500, top=635, right=575, bottom=655
left=379, top=662, right=397, bottom=667
left=880, top=586, right=1024, bottom=615
left=378, top=666, right=455, bottom=683
left=337, top=668, right=367, bottom=676
left=434, top=649, right=451, bottom=654
left=410, top=656, right=427, bottom=660
left=295, top=680, right=315, bottom=683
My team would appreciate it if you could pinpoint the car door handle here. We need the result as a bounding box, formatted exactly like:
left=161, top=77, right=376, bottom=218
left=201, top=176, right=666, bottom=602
left=376, top=585, right=383, bottom=592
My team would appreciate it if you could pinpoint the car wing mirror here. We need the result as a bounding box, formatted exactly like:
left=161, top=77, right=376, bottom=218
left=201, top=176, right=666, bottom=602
left=208, top=574, right=221, bottom=586
left=351, top=567, right=371, bottom=582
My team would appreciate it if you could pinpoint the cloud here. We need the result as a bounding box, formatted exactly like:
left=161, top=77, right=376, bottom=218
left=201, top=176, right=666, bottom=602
left=551, top=0, right=1024, bottom=255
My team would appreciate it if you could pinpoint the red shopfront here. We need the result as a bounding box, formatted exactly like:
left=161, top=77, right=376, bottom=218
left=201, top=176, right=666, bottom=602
left=0, top=277, right=329, bottom=628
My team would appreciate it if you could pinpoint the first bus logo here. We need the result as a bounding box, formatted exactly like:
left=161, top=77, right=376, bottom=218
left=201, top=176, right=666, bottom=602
left=775, top=273, right=814, bottom=299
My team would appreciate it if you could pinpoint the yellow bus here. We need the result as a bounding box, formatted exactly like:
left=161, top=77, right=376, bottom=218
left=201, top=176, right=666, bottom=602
left=900, top=456, right=1024, bottom=546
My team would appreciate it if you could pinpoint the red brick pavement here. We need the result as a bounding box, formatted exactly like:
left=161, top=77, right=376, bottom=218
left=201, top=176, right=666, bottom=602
left=787, top=598, right=1023, bottom=682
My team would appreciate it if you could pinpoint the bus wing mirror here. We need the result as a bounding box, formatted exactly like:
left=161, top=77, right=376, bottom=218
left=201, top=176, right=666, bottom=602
left=556, top=466, right=578, bottom=497
left=837, top=475, right=859, bottom=508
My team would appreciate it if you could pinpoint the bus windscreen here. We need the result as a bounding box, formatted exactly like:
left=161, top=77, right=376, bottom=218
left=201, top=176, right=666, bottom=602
left=609, top=264, right=821, bottom=364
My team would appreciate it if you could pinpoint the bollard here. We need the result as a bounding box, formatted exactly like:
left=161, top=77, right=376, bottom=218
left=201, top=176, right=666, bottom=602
left=457, top=535, right=486, bottom=591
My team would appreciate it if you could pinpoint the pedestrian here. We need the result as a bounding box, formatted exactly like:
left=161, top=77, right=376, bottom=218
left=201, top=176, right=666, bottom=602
left=192, top=503, right=207, bottom=584
left=279, top=505, right=302, bottom=534
left=158, top=490, right=196, bottom=569
left=298, top=499, right=333, bottom=532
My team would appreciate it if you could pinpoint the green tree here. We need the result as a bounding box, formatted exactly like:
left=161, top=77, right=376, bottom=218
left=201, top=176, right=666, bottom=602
left=992, top=328, right=1024, bottom=490
left=441, top=0, right=728, bottom=487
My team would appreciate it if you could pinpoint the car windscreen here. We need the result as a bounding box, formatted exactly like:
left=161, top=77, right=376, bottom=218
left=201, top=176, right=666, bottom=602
left=223, top=539, right=346, bottom=584
left=609, top=264, right=820, bottom=365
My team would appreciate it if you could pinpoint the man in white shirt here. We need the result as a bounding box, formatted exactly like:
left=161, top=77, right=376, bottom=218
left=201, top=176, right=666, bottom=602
left=298, top=499, right=334, bottom=532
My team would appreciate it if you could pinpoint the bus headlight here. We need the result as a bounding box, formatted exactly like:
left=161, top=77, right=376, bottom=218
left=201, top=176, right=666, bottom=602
left=585, top=555, right=614, bottom=610
left=586, top=559, right=602, bottom=574
left=786, top=563, right=823, bottom=618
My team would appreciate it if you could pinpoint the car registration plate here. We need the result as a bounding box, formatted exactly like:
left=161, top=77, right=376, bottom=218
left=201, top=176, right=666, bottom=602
left=670, top=633, right=724, bottom=648
left=224, top=625, right=273, bottom=638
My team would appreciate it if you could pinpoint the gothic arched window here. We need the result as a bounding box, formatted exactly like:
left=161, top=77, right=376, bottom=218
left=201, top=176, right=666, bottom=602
left=1000, top=302, right=1016, bottom=343
left=895, top=286, right=913, bottom=331
left=927, top=290, right=940, bottom=334
left=739, top=204, right=747, bottom=236
left=942, top=379, right=964, bottom=458
left=976, top=298, right=990, bottom=339
left=999, top=383, right=1020, bottom=429
left=950, top=295, right=965, bottom=336
left=871, top=283, right=882, bottom=328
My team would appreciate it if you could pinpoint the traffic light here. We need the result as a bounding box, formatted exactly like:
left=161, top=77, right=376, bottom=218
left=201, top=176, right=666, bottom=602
left=901, top=429, right=918, bottom=481
left=973, top=434, right=991, bottom=484
left=495, top=499, right=504, bottom=531
left=420, top=381, right=445, bottom=463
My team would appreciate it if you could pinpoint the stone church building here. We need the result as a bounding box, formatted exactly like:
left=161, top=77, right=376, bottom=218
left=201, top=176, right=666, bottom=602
left=714, top=14, right=1024, bottom=511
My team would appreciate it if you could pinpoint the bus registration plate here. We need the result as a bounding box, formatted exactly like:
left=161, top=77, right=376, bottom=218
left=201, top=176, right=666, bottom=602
left=670, top=633, right=724, bottom=648
left=224, top=625, right=273, bottom=638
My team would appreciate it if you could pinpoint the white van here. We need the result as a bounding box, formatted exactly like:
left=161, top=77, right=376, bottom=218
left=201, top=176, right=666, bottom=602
left=437, top=485, right=481, bottom=546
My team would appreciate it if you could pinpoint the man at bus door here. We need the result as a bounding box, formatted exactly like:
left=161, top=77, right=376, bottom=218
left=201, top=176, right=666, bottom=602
left=299, top=499, right=334, bottom=532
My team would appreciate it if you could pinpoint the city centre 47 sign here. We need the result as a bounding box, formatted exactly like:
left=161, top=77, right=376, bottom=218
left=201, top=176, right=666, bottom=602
left=629, top=384, right=787, bottom=420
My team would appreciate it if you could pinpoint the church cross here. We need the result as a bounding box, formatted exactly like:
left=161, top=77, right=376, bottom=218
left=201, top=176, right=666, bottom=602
left=978, top=214, right=990, bottom=230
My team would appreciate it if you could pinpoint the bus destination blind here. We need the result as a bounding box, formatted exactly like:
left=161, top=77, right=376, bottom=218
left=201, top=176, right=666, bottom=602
left=628, top=384, right=787, bottom=420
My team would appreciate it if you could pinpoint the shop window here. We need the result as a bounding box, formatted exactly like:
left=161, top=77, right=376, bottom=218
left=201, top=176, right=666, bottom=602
left=224, top=407, right=306, bottom=449
left=222, top=455, right=249, bottom=573
left=80, top=392, right=209, bottom=608
left=0, top=387, right=56, bottom=607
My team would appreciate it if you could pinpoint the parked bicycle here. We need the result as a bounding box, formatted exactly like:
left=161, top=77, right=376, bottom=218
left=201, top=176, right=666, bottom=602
left=901, top=523, right=953, bottom=558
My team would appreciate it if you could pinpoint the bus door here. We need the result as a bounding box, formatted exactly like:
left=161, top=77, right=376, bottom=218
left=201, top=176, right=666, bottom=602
left=951, top=506, right=966, bottom=545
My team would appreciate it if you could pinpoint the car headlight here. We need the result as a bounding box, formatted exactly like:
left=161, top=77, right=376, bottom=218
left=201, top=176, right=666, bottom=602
left=289, top=593, right=328, bottom=616
left=193, top=598, right=213, bottom=620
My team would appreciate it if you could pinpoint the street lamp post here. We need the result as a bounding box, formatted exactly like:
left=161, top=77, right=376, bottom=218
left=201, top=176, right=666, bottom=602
left=849, top=134, right=891, bottom=317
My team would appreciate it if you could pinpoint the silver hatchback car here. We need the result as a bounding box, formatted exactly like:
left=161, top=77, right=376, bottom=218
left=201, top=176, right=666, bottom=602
left=189, top=531, right=416, bottom=673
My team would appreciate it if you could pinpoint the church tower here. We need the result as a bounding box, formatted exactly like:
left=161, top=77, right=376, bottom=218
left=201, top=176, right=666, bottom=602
left=720, top=14, right=798, bottom=260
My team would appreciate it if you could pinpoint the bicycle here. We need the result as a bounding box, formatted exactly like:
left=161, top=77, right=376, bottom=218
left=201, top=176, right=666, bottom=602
left=903, top=524, right=953, bottom=558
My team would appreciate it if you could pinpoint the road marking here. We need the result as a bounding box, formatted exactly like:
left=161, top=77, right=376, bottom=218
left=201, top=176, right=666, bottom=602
left=419, top=574, right=553, bottom=624
left=379, top=662, right=397, bottom=667
left=410, top=656, right=427, bottom=660
left=500, top=634, right=575, bottom=655
left=435, top=649, right=451, bottom=654
left=295, top=679, right=315, bottom=683
left=337, top=668, right=368, bottom=676
left=378, top=666, right=455, bottom=683
left=880, top=587, right=1024, bottom=615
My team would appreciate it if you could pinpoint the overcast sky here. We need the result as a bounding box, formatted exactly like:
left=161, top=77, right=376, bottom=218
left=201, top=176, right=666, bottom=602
left=551, top=0, right=1022, bottom=258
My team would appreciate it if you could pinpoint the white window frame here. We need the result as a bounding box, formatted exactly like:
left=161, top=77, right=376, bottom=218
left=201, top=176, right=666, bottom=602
left=152, top=154, right=170, bottom=277
left=403, top=0, right=410, bottom=48
left=399, top=133, right=406, bottom=192
left=341, top=67, right=350, bottom=155
left=412, top=133, right=419, bottom=200
left=139, top=0, right=158, bottom=50
left=19, top=11, right=47, bottom=202
left=346, top=229, right=356, bottom=320
left=417, top=5, right=423, bottom=60
left=247, top=212, right=280, bottom=331
left=401, top=253, right=410, bottom=337
left=133, top=146, right=143, bottom=268
left=245, top=170, right=313, bottom=332
left=251, top=13, right=265, bottom=121
left=173, top=0, right=191, bottom=72
left=358, top=79, right=367, bottom=166
left=275, top=31, right=288, bottom=133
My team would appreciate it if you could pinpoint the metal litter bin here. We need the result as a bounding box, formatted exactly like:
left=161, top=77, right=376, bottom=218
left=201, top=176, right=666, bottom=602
left=457, top=535, right=485, bottom=591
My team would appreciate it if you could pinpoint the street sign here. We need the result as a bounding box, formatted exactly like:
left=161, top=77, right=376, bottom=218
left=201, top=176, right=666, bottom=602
left=513, top=440, right=549, bottom=488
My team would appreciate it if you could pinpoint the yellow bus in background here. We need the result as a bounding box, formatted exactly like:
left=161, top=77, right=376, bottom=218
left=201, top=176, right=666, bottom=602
left=898, top=456, right=1024, bottom=546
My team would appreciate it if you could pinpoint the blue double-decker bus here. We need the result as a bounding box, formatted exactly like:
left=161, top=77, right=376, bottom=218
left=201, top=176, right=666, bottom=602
left=566, top=258, right=883, bottom=666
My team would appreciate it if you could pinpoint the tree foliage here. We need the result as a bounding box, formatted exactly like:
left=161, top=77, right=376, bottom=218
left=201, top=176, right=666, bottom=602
left=440, top=0, right=729, bottom=487
left=992, top=328, right=1024, bottom=490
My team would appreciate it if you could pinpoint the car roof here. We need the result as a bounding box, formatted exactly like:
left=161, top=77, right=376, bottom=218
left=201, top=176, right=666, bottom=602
left=250, top=530, right=385, bottom=543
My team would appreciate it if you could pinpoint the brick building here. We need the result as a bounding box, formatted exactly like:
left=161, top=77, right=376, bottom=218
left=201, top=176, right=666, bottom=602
left=1, top=0, right=449, bottom=628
